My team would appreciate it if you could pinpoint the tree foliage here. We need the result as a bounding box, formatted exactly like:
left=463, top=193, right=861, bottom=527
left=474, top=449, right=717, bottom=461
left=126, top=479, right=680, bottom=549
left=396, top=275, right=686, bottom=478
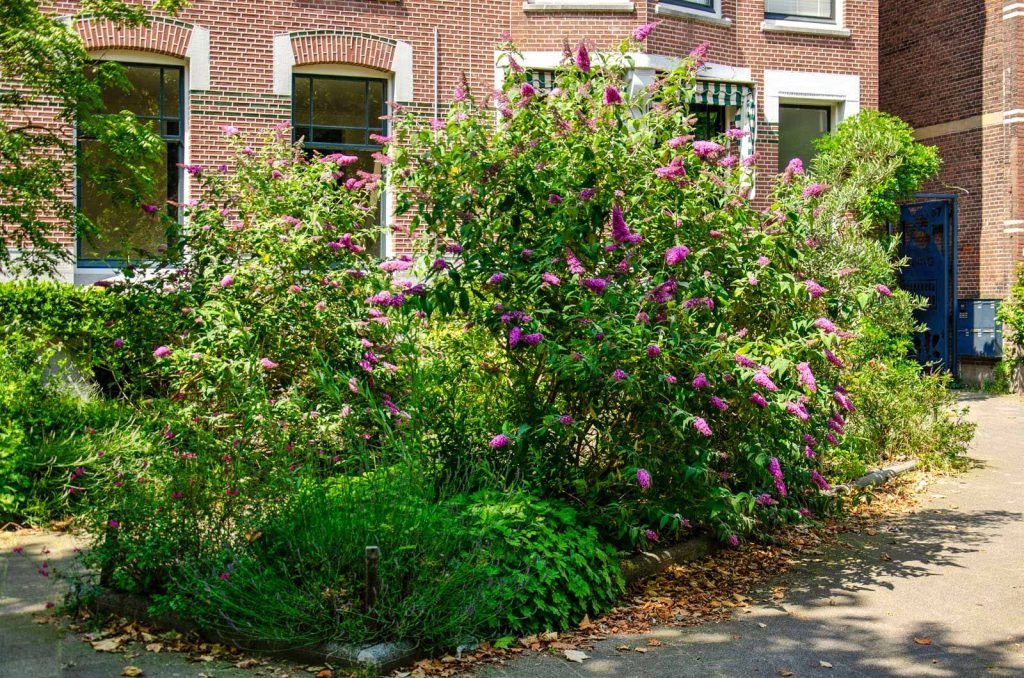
left=0, top=0, right=187, bottom=276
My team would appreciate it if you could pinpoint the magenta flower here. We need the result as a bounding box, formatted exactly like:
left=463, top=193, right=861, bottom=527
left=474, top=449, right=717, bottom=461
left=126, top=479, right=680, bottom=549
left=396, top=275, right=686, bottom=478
left=666, top=374, right=678, bottom=384
left=826, top=432, right=839, bottom=445
left=611, top=204, right=641, bottom=244
left=575, top=43, right=591, bottom=72
left=805, top=445, right=816, bottom=459
left=488, top=272, right=506, bottom=285
left=644, top=529, right=659, bottom=542
left=432, top=258, right=448, bottom=270
left=646, top=344, right=661, bottom=358
left=828, top=418, right=845, bottom=435
left=523, top=332, right=544, bottom=346
left=804, top=434, right=817, bottom=445
left=559, top=415, right=573, bottom=425
left=756, top=493, right=777, bottom=506
left=112, top=337, right=124, bottom=348
left=508, top=326, right=523, bottom=348
left=749, top=392, right=768, bottom=408
left=693, top=417, right=712, bottom=437
left=692, top=140, right=725, bottom=159
left=581, top=277, right=608, bottom=294
left=260, top=357, right=279, bottom=370
left=802, top=183, right=828, bottom=199
left=632, top=21, right=659, bottom=41
left=692, top=373, right=709, bottom=389
left=637, top=468, right=652, bottom=489
left=752, top=370, right=779, bottom=392
left=825, top=349, right=844, bottom=369
left=108, top=519, right=120, bottom=529
left=141, top=203, right=159, bottom=214
left=805, top=279, right=827, bottom=299
left=655, top=156, right=687, bottom=180
left=667, top=135, right=693, bottom=148
left=541, top=272, right=561, bottom=286
left=876, top=284, right=893, bottom=297
left=710, top=395, right=729, bottom=411
left=665, top=245, right=690, bottom=265
left=756, top=256, right=770, bottom=267
left=834, top=390, right=856, bottom=413
left=381, top=258, right=415, bottom=273
left=726, top=128, right=748, bottom=139
left=603, top=85, right=623, bottom=105
left=786, top=401, right=810, bottom=421
left=796, top=362, right=817, bottom=393
left=565, top=247, right=587, bottom=275
left=785, top=158, right=804, bottom=175
left=489, top=434, right=511, bottom=449
left=768, top=457, right=783, bottom=480
left=222, top=125, right=240, bottom=136
left=579, top=188, right=596, bottom=201
left=811, top=470, right=831, bottom=491
left=612, top=368, right=629, bottom=382
left=220, top=274, right=234, bottom=287
left=734, top=353, right=757, bottom=368
left=520, top=82, right=537, bottom=98
left=727, top=534, right=740, bottom=547
left=548, top=194, right=562, bottom=204
left=153, top=345, right=171, bottom=359
left=815, top=317, right=838, bottom=334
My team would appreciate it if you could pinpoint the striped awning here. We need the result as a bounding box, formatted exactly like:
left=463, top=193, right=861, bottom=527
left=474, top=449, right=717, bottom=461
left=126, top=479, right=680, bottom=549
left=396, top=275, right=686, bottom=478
left=695, top=80, right=758, bottom=157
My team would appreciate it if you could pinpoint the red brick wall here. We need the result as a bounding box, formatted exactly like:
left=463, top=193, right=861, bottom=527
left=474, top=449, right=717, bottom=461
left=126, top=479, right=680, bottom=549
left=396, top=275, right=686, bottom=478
left=10, top=0, right=877, bottom=267
left=880, top=0, right=1022, bottom=300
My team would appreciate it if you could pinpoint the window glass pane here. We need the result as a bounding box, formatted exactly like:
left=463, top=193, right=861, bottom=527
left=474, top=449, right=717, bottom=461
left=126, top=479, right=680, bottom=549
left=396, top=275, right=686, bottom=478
left=101, top=64, right=161, bottom=117
left=311, top=127, right=367, bottom=146
left=163, top=68, right=180, bottom=118
left=294, top=77, right=311, bottom=126
left=778, top=105, right=830, bottom=172
left=678, top=0, right=714, bottom=8
left=311, top=78, right=366, bottom=127
left=766, top=0, right=832, bottom=19
left=79, top=140, right=175, bottom=261
left=692, top=104, right=727, bottom=140
left=368, top=80, right=385, bottom=129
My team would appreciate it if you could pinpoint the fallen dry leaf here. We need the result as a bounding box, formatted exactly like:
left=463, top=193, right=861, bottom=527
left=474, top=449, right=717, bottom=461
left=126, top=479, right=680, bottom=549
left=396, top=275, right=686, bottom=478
left=633, top=647, right=648, bottom=654
left=144, top=643, right=163, bottom=653
left=819, top=660, right=833, bottom=668
left=121, top=668, right=143, bottom=677
left=314, top=670, right=334, bottom=678
left=777, top=671, right=794, bottom=677
left=647, top=638, right=662, bottom=647
left=578, top=614, right=592, bottom=630
left=563, top=650, right=588, bottom=663
left=236, top=659, right=260, bottom=669
left=92, top=638, right=123, bottom=653
left=914, top=637, right=932, bottom=646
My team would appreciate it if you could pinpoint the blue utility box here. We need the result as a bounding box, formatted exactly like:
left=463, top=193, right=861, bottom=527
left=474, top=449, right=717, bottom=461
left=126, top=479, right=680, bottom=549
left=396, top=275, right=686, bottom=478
left=956, top=299, right=1002, bottom=359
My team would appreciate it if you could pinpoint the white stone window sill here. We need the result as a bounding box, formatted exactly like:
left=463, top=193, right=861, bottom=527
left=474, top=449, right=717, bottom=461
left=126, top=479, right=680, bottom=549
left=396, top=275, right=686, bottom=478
left=760, top=19, right=851, bottom=37
left=523, top=0, right=635, bottom=12
left=655, top=3, right=732, bottom=26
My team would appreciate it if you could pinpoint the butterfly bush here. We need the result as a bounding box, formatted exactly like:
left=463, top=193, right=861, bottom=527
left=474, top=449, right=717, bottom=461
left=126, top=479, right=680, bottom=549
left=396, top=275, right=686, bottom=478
left=390, top=34, right=895, bottom=545
left=80, top=127, right=415, bottom=584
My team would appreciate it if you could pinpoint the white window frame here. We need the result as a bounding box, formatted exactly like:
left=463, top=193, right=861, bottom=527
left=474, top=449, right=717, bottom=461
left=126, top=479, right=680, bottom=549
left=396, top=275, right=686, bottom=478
left=763, top=70, right=860, bottom=131
left=292, top=64, right=395, bottom=258
left=655, top=0, right=732, bottom=27
left=522, top=0, right=635, bottom=13
left=761, top=0, right=850, bottom=37
left=74, top=50, right=190, bottom=286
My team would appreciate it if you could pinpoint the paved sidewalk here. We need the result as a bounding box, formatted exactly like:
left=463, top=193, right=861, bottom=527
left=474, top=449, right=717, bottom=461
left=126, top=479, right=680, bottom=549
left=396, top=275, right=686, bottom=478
left=486, top=394, right=1024, bottom=677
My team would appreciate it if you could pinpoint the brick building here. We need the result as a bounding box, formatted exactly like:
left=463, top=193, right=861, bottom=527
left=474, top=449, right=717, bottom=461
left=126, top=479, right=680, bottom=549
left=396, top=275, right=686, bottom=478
left=880, top=0, right=1024, bottom=379
left=8, top=0, right=877, bottom=284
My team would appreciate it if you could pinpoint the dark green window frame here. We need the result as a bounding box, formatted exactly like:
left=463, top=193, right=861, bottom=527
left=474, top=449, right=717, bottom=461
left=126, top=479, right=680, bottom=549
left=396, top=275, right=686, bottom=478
left=77, top=62, right=184, bottom=267
left=291, top=74, right=389, bottom=256
left=662, top=0, right=716, bottom=13
left=765, top=0, right=835, bottom=23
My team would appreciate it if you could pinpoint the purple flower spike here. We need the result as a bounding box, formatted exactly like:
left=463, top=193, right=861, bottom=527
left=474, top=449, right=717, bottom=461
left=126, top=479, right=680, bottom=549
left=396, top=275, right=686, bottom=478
left=612, top=368, right=629, bottom=382
left=489, top=434, right=511, bottom=449
left=796, top=362, right=817, bottom=393
left=802, top=183, right=828, bottom=199
left=153, top=345, right=171, bottom=359
left=581, top=277, right=608, bottom=294
left=876, top=283, right=893, bottom=297
left=575, top=43, right=591, bottom=72
left=710, top=395, right=729, bottom=411
left=636, top=468, right=652, bottom=490
left=632, top=21, right=659, bottom=41
left=665, top=245, right=690, bottom=265
left=727, top=534, right=740, bottom=547
left=811, top=471, right=831, bottom=491
left=508, top=326, right=523, bottom=348
left=523, top=332, right=544, bottom=346
left=693, top=417, right=712, bottom=437
left=692, top=373, right=709, bottom=389
left=749, top=392, right=768, bottom=408
left=646, top=344, right=661, bottom=358
left=604, top=85, right=623, bottom=105
left=805, top=279, right=827, bottom=299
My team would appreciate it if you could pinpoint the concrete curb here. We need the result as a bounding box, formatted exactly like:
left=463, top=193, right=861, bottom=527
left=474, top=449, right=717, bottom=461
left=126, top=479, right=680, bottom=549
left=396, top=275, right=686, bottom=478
left=619, top=536, right=716, bottom=584
left=833, top=459, right=918, bottom=494
left=88, top=591, right=421, bottom=675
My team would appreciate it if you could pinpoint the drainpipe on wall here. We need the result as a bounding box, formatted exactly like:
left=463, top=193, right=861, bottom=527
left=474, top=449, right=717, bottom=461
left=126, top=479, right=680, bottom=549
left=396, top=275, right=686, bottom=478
left=433, top=27, right=440, bottom=120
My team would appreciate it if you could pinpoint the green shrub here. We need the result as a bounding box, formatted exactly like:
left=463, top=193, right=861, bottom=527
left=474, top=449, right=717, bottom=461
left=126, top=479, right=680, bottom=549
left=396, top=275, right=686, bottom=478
left=998, top=266, right=1024, bottom=385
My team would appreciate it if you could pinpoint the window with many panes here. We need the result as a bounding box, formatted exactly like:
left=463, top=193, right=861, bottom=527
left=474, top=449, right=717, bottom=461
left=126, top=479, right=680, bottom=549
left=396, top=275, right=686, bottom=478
left=78, top=63, right=183, bottom=265
left=777, top=104, right=831, bottom=171
left=292, top=74, right=388, bottom=257
left=765, top=0, right=834, bottom=22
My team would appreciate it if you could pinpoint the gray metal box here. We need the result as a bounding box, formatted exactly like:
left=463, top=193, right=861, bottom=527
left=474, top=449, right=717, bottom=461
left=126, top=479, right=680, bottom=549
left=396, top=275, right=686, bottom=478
left=956, top=299, right=1002, bottom=359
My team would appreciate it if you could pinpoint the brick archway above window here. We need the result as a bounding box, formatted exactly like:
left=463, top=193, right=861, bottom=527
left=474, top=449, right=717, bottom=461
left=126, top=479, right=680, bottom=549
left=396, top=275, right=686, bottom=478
left=290, top=30, right=396, bottom=72
left=273, top=31, right=414, bottom=103
left=73, top=16, right=211, bottom=90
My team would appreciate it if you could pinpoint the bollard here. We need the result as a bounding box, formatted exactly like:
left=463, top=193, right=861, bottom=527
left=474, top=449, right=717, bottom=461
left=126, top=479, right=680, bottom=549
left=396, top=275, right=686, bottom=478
left=364, top=545, right=381, bottom=613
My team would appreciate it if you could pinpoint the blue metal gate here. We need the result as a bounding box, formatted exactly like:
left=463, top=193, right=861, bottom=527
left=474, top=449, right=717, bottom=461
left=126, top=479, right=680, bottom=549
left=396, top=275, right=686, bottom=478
left=898, top=199, right=957, bottom=372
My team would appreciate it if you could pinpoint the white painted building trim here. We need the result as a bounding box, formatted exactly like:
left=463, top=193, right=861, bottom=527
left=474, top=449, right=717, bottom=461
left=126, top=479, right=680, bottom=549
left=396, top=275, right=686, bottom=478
left=763, top=0, right=847, bottom=35
left=185, top=25, right=210, bottom=91
left=762, top=70, right=860, bottom=126
left=655, top=0, right=732, bottom=26
left=522, top=0, right=635, bottom=12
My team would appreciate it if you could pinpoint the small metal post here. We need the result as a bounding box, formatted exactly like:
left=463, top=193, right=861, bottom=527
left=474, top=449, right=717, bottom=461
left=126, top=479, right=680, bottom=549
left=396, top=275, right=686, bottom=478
left=363, top=545, right=381, bottom=613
